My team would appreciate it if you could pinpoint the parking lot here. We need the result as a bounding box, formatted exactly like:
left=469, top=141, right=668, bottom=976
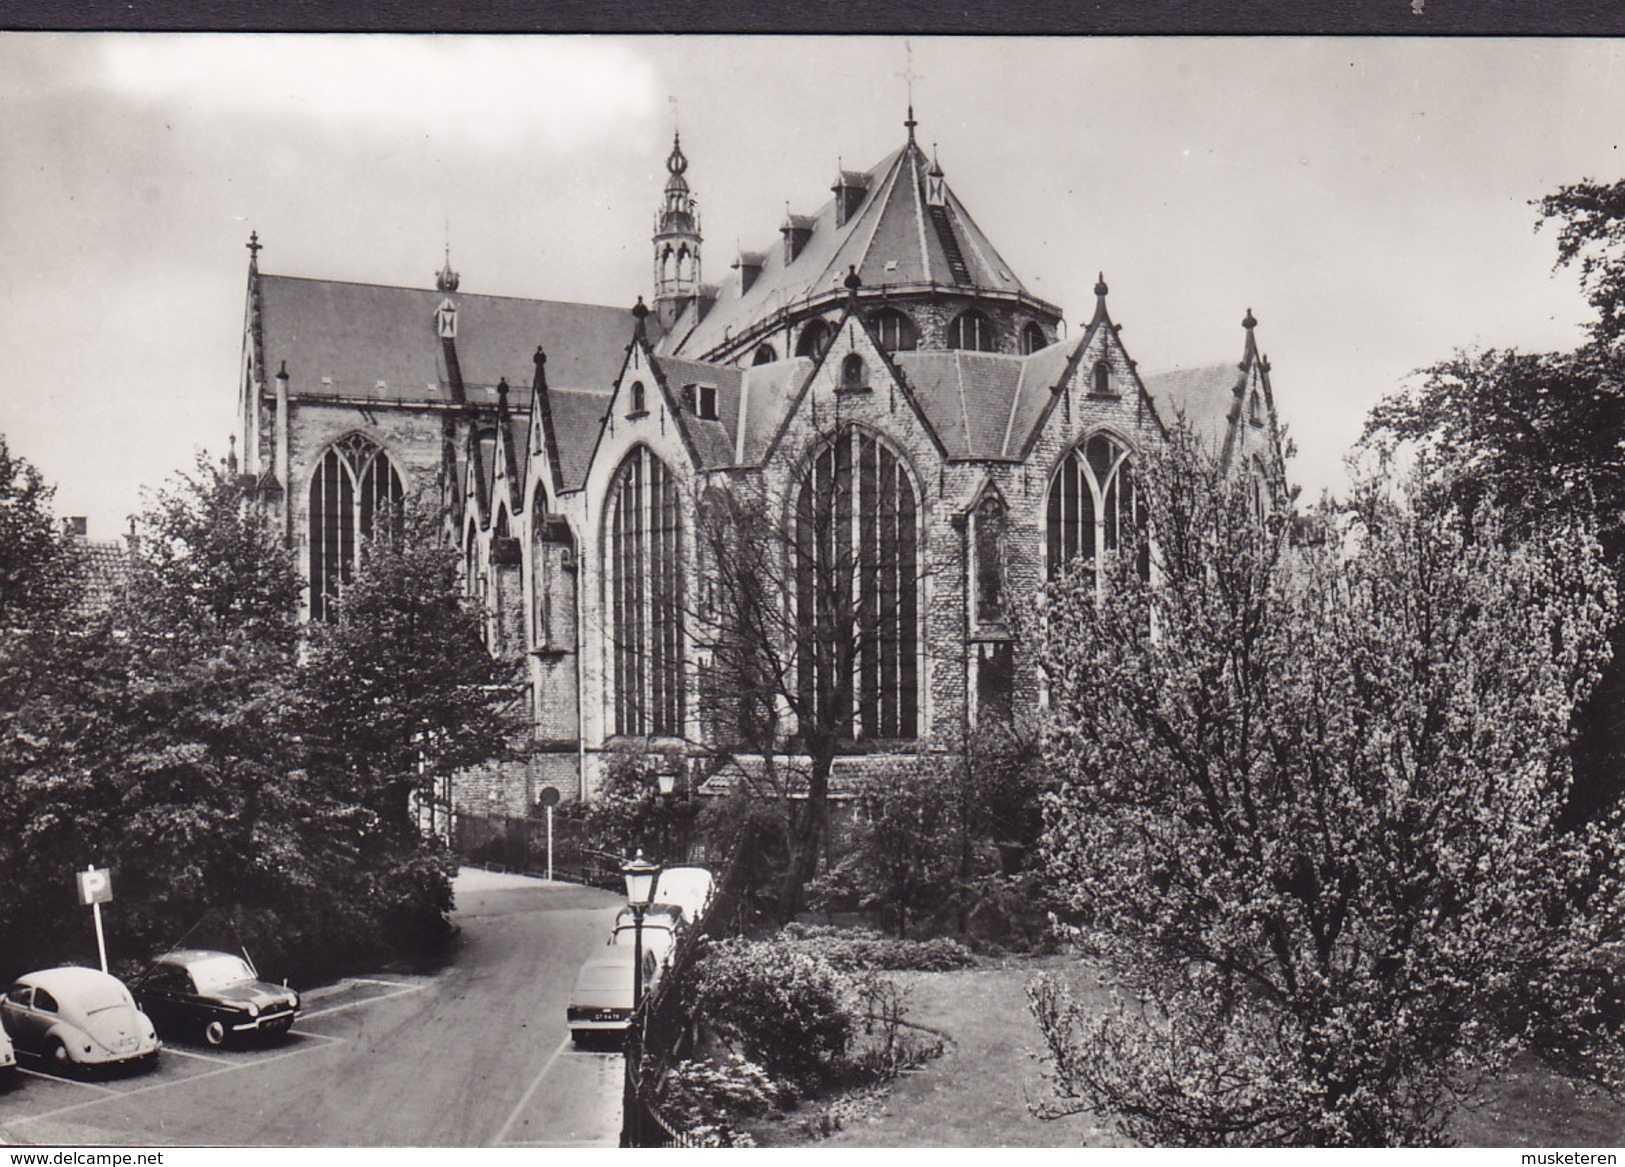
left=0, top=873, right=626, bottom=1147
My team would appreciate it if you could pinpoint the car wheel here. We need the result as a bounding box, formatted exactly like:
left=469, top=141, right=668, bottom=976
left=48, top=1039, right=71, bottom=1074
left=203, top=1020, right=226, bottom=1047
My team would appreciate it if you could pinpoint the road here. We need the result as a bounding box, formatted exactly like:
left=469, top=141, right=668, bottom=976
left=0, top=870, right=627, bottom=1147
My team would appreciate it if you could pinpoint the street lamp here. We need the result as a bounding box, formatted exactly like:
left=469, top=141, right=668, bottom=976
left=620, top=848, right=662, bottom=1147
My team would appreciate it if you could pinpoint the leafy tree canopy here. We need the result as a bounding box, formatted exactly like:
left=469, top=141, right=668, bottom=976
left=0, top=433, right=75, bottom=625
left=1030, top=432, right=1623, bottom=1147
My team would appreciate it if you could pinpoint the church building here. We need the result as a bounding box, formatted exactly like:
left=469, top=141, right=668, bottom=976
left=235, top=111, right=1288, bottom=816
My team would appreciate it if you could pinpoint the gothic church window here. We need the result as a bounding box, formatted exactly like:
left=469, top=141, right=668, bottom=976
left=1045, top=433, right=1143, bottom=583
left=871, top=308, right=918, bottom=353
left=974, top=494, right=1006, bottom=623
left=1091, top=360, right=1112, bottom=395
left=607, top=446, right=685, bottom=737
left=753, top=344, right=777, bottom=365
left=629, top=381, right=646, bottom=414
left=794, top=426, right=918, bottom=741
left=308, top=433, right=403, bottom=621
left=947, top=310, right=996, bottom=352
left=840, top=353, right=866, bottom=389
left=796, top=319, right=831, bottom=358
left=1021, top=321, right=1047, bottom=355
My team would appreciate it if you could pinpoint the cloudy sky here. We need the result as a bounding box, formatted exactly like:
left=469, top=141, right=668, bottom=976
left=3, top=35, right=1621, bottom=537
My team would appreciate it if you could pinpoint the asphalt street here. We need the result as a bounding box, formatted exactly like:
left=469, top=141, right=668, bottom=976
left=0, top=870, right=626, bottom=1147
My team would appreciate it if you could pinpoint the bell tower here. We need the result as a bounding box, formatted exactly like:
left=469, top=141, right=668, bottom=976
left=653, top=131, right=702, bottom=330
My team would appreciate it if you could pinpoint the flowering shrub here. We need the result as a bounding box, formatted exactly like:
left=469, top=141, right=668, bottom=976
left=660, top=1054, right=781, bottom=1145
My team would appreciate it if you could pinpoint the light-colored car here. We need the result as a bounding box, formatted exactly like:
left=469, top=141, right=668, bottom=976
left=609, top=920, right=678, bottom=967
left=133, top=949, right=300, bottom=1047
left=1, top=967, right=160, bottom=1073
left=612, top=902, right=687, bottom=936
left=0, top=1024, right=14, bottom=1075
left=653, top=867, right=715, bottom=924
left=566, top=946, right=661, bottom=1043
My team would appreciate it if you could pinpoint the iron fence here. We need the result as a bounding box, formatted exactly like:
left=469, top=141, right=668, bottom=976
left=449, top=810, right=622, bottom=890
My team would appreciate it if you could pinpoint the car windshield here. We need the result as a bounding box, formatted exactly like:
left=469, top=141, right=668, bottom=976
left=185, top=955, right=256, bottom=992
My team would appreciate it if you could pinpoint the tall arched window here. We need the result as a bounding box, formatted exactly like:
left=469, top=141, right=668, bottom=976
left=1021, top=322, right=1048, bottom=355
left=308, top=433, right=403, bottom=621
left=795, top=427, right=918, bottom=741
left=1046, top=433, right=1143, bottom=583
left=796, top=319, right=831, bottom=358
left=607, top=446, right=684, bottom=737
left=975, top=494, right=1006, bottom=623
left=947, top=310, right=996, bottom=352
left=531, top=485, right=577, bottom=653
left=871, top=309, right=918, bottom=353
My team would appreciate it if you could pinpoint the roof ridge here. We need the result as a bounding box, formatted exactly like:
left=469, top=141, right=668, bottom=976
left=259, top=272, right=631, bottom=314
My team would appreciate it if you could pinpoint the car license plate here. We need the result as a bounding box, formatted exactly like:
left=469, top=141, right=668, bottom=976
left=595, top=1010, right=620, bottom=1022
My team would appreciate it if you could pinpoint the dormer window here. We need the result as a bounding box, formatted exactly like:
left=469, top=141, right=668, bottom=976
left=629, top=380, right=646, bottom=415
left=699, top=385, right=718, bottom=420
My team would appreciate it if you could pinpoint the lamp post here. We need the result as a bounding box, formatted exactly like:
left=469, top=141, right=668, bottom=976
left=620, top=848, right=661, bottom=1147
left=655, top=768, right=676, bottom=864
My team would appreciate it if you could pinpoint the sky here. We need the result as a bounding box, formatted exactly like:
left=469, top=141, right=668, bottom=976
left=2, top=34, right=1622, bottom=539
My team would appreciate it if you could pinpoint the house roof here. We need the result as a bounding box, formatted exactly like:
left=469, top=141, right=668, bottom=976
left=68, top=538, right=129, bottom=617
left=663, top=136, right=1047, bottom=361
left=255, top=274, right=646, bottom=403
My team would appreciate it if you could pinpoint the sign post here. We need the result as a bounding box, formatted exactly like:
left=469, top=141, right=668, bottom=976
left=76, top=865, right=113, bottom=973
left=539, top=786, right=561, bottom=883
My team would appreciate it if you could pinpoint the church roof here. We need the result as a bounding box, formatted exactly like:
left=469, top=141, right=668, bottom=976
left=1139, top=362, right=1246, bottom=452
left=547, top=387, right=614, bottom=492
left=663, top=136, right=1048, bottom=361
left=255, top=274, right=644, bottom=402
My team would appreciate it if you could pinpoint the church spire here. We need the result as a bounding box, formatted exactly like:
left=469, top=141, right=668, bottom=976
left=653, top=130, right=702, bottom=330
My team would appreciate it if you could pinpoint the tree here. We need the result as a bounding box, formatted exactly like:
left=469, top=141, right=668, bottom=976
left=0, top=432, right=75, bottom=625
left=1029, top=432, right=1623, bottom=1146
left=687, top=460, right=928, bottom=923
left=1365, top=178, right=1625, bottom=823
left=298, top=500, right=521, bottom=948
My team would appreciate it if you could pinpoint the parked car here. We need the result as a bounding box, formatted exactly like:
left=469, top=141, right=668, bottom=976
left=0, top=1025, right=14, bottom=1076
left=653, top=866, right=715, bottom=924
left=566, top=945, right=660, bottom=1044
left=608, top=919, right=678, bottom=967
left=612, top=902, right=687, bottom=936
left=133, top=949, right=300, bottom=1047
left=0, top=967, right=160, bottom=1073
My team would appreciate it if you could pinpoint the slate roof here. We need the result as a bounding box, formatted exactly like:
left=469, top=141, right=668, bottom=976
left=256, top=274, right=646, bottom=403
left=547, top=388, right=614, bottom=492
left=650, top=355, right=744, bottom=470
left=1139, top=363, right=1245, bottom=453
left=664, top=137, right=1044, bottom=360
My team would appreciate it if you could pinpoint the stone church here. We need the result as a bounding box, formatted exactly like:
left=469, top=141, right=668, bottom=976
left=235, top=111, right=1288, bottom=816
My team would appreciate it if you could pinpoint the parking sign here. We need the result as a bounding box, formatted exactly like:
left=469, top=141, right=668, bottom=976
left=76, top=867, right=113, bottom=905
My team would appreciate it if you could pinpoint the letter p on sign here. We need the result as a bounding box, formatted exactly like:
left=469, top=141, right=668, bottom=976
left=76, top=867, right=113, bottom=906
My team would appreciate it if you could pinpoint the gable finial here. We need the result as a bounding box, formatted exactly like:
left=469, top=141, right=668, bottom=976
left=898, top=40, right=923, bottom=144
left=1243, top=307, right=1257, bottom=330
left=246, top=230, right=262, bottom=265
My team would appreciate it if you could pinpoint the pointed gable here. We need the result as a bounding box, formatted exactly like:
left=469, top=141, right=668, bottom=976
left=664, top=137, right=1053, bottom=362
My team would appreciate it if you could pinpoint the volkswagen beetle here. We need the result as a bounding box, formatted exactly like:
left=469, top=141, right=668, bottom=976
left=0, top=967, right=160, bottom=1072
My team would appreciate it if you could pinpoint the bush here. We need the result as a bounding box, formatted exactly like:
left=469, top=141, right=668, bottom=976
left=779, top=923, right=976, bottom=971
left=692, top=937, right=855, bottom=1085
left=661, top=1053, right=782, bottom=1145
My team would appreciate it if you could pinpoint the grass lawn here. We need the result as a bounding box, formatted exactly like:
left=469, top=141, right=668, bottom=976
left=784, top=954, right=1625, bottom=1148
